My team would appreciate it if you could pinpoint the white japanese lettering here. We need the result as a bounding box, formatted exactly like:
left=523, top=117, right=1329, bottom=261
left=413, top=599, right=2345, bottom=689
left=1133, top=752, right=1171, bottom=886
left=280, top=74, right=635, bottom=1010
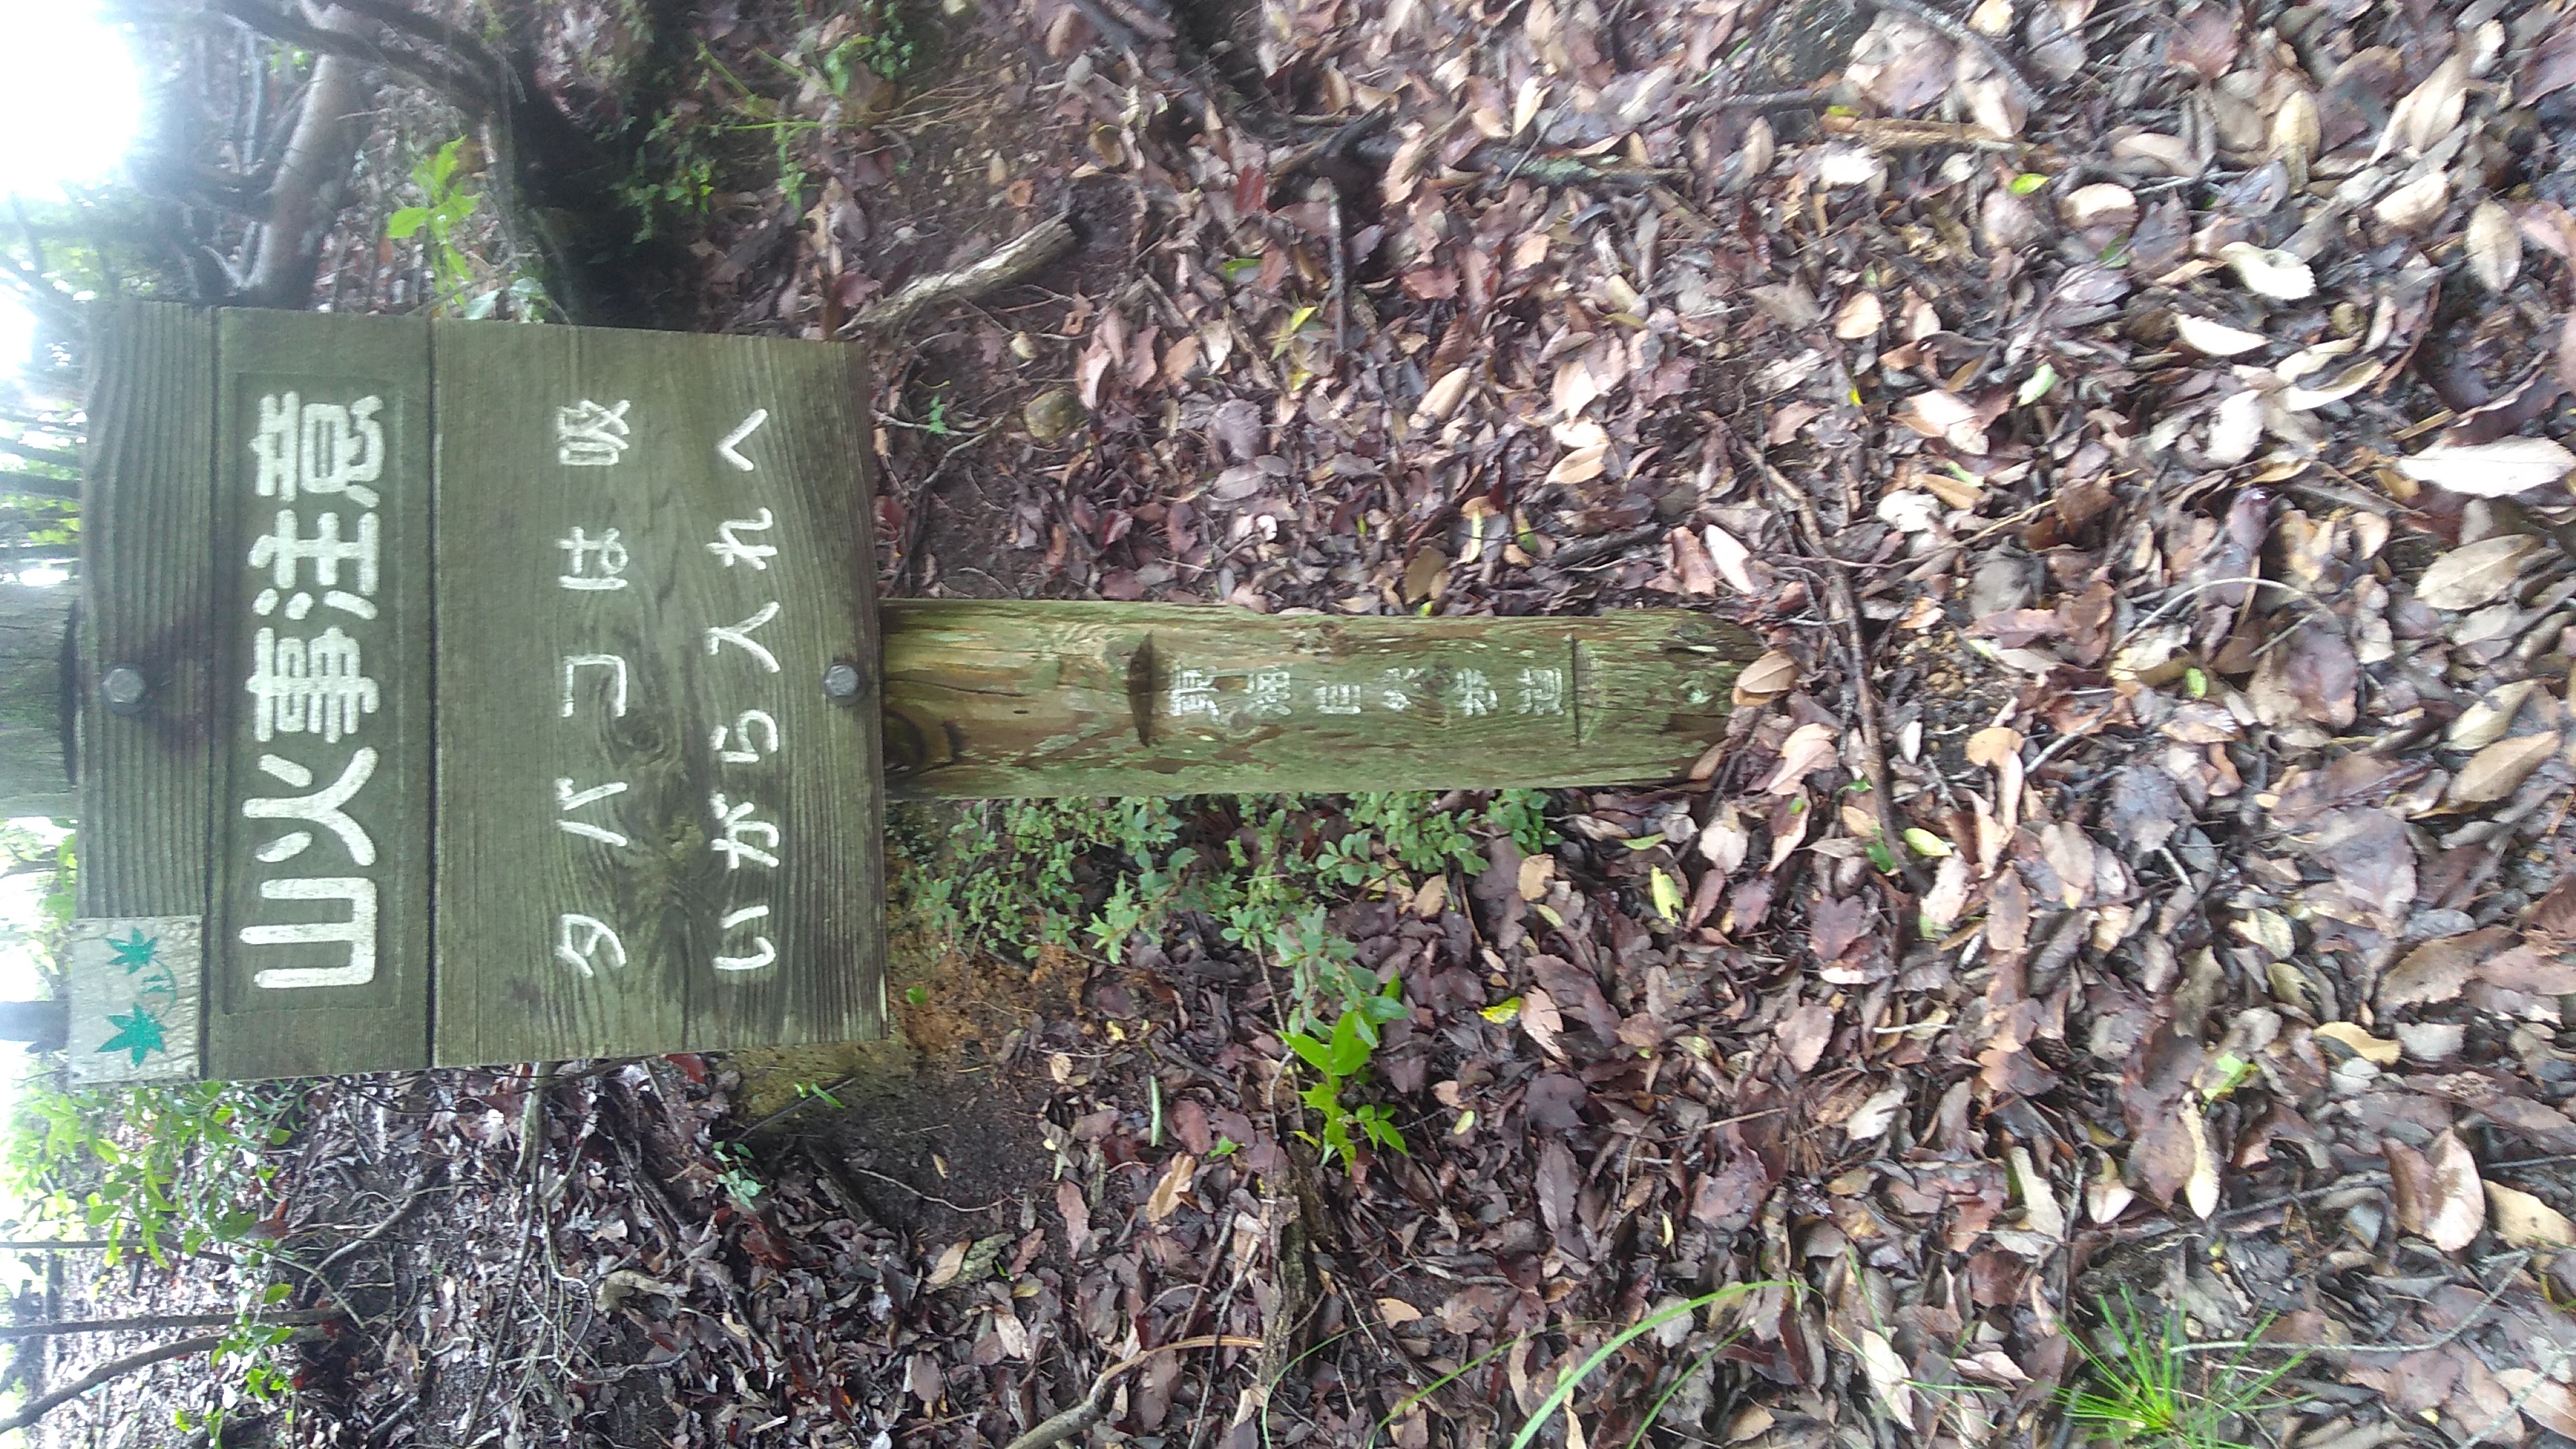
left=249, top=509, right=380, bottom=596
left=555, top=399, right=632, bottom=466
left=713, top=904, right=775, bottom=972
left=1245, top=667, right=1294, bottom=720
left=1517, top=666, right=1565, bottom=716
left=242, top=751, right=376, bottom=865
left=560, top=654, right=631, bottom=717
left=247, top=626, right=378, bottom=743
left=706, top=509, right=778, bottom=570
left=705, top=602, right=782, bottom=673
left=555, top=777, right=631, bottom=848
left=242, top=877, right=377, bottom=989
left=1313, top=682, right=1363, bottom=716
left=253, top=393, right=384, bottom=507
left=711, top=710, right=781, bottom=764
left=708, top=793, right=781, bottom=870
left=554, top=914, right=627, bottom=979
left=1379, top=667, right=1425, bottom=712
left=557, top=527, right=630, bottom=591
left=1169, top=668, right=1219, bottom=720
left=716, top=409, right=769, bottom=471
left=1454, top=668, right=1499, bottom=717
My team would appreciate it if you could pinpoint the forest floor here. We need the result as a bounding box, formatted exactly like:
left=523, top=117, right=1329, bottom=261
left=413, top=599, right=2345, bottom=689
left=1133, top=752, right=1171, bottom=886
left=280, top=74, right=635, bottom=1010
left=35, top=0, right=2576, bottom=1443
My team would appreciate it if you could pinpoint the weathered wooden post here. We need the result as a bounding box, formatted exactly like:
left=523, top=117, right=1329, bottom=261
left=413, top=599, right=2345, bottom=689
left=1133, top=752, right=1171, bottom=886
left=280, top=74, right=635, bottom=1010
left=62, top=301, right=1756, bottom=1084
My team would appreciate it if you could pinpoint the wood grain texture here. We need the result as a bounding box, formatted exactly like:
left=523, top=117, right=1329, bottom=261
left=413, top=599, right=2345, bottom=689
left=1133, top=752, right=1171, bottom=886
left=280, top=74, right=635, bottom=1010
left=880, top=602, right=1755, bottom=799
left=80, top=302, right=217, bottom=920
left=207, top=309, right=434, bottom=1079
left=431, top=322, right=882, bottom=1065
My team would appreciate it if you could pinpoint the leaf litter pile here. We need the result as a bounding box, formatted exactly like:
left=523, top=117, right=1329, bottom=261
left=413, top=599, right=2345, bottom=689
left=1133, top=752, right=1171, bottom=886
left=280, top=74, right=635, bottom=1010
left=47, top=0, right=2576, bottom=1443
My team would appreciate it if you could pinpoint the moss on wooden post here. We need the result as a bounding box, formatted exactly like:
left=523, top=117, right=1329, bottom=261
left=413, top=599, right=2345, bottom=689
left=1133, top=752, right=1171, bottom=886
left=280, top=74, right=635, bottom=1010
left=881, top=601, right=1756, bottom=799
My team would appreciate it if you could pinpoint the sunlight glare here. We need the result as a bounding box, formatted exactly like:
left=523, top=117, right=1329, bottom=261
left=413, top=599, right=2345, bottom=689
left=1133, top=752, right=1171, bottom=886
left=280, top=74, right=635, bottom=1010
left=0, top=0, right=144, bottom=370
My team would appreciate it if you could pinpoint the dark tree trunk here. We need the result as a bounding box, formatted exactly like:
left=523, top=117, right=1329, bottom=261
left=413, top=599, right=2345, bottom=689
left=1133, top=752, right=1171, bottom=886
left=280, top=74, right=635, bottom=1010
left=0, top=1001, right=66, bottom=1050
left=0, top=584, right=74, bottom=819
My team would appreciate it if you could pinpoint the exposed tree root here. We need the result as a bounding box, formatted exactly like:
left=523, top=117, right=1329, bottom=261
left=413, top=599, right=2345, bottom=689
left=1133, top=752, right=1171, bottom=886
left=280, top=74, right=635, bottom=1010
left=845, top=214, right=1079, bottom=336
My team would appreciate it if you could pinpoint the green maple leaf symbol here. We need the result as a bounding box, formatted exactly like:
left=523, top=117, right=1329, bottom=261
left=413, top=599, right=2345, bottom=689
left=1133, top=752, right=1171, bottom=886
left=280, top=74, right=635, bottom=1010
left=110, top=930, right=159, bottom=972
left=99, top=1007, right=167, bottom=1066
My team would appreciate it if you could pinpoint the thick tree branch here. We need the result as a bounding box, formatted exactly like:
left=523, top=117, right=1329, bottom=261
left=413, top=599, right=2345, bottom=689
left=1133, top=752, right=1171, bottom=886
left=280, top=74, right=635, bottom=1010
left=316, top=0, right=511, bottom=101
left=215, top=0, right=489, bottom=113
left=0, top=1325, right=328, bottom=1436
left=0, top=1335, right=223, bottom=1434
left=215, top=6, right=382, bottom=309
left=0, top=436, right=82, bottom=475
left=0, top=1307, right=339, bottom=1344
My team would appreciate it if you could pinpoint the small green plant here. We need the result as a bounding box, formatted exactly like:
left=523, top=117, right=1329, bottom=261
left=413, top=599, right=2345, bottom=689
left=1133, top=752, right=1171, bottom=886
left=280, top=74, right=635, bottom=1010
left=2061, top=1291, right=2306, bottom=1449
left=618, top=111, right=721, bottom=240
left=830, top=0, right=919, bottom=85
left=6, top=1079, right=294, bottom=1267
left=897, top=789, right=1556, bottom=1172
left=1282, top=972, right=1407, bottom=1170
left=388, top=138, right=483, bottom=309
left=710, top=1140, right=765, bottom=1204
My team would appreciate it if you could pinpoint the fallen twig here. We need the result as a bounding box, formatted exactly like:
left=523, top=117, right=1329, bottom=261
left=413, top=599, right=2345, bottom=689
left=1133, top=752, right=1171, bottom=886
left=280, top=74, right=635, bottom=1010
left=847, top=214, right=1077, bottom=336
left=1746, top=444, right=1930, bottom=895
left=314, top=1177, right=429, bottom=1278
left=1000, top=1334, right=1264, bottom=1449
left=517, top=1061, right=560, bottom=1180
left=1855, top=0, right=2045, bottom=110
left=844, top=1162, right=1009, bottom=1215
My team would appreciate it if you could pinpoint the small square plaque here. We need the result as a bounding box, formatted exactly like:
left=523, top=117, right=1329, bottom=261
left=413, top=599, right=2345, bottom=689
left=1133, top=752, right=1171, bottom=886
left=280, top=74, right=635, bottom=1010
left=66, top=917, right=202, bottom=1084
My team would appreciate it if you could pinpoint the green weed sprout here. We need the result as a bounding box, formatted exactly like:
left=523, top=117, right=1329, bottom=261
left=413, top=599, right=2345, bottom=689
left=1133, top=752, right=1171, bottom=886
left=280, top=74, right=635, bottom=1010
left=388, top=138, right=482, bottom=309
left=1280, top=972, right=1407, bottom=1170
left=2061, top=1291, right=2306, bottom=1449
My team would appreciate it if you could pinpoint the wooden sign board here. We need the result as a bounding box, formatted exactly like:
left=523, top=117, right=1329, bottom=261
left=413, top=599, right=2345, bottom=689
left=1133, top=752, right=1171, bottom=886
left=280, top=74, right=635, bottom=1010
left=77, top=303, right=885, bottom=1079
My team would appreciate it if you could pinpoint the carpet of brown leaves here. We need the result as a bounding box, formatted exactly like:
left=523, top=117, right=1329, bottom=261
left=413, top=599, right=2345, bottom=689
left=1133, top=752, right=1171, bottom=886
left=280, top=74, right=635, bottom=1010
left=44, top=0, right=2576, bottom=1444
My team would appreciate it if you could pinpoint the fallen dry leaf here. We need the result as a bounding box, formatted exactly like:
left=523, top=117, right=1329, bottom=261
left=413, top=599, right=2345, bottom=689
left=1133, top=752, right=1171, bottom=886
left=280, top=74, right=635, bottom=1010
left=2422, top=1129, right=2485, bottom=1252
left=1734, top=649, right=1799, bottom=701
left=1833, top=291, right=1884, bottom=339
left=2173, top=313, right=2268, bottom=356
left=1762, top=722, right=1840, bottom=794
left=1776, top=1001, right=1834, bottom=1073
left=2448, top=732, right=2561, bottom=805
left=2467, top=199, right=2522, bottom=291
left=1412, top=366, right=1473, bottom=425
left=1144, top=1151, right=1198, bottom=1223
left=2380, top=53, right=2468, bottom=159
left=1703, top=524, right=1758, bottom=593
left=2372, top=170, right=2450, bottom=231
left=2448, top=680, right=2538, bottom=750
left=1844, top=1083, right=1908, bottom=1142
left=1895, top=388, right=1991, bottom=454
left=2008, top=1145, right=2067, bottom=1239
left=2498, top=1372, right=2576, bottom=1440
left=1377, top=1296, right=1425, bottom=1325
left=2484, top=1180, right=2575, bottom=1248
left=925, top=1239, right=969, bottom=1290
left=1856, top=1329, right=1917, bottom=1428
left=2217, top=242, right=2316, bottom=300
left=2380, top=929, right=2512, bottom=1011
left=2414, top=535, right=2540, bottom=609
left=2314, top=1021, right=2402, bottom=1065
left=2060, top=182, right=2137, bottom=230
left=2397, top=436, right=2576, bottom=496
